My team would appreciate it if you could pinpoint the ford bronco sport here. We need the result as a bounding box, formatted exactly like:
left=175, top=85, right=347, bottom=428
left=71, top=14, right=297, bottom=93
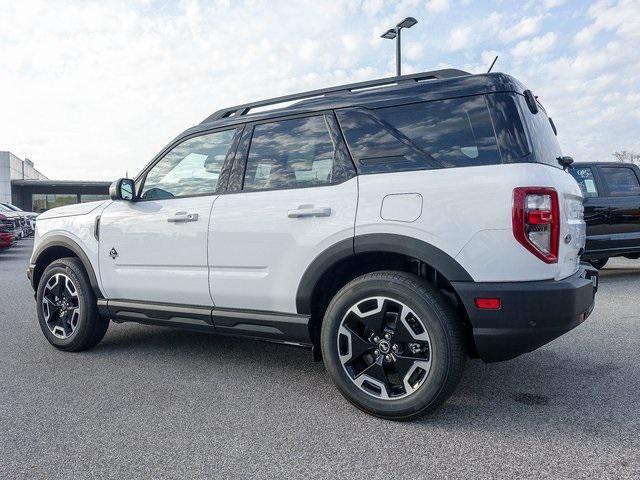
left=28, top=69, right=597, bottom=420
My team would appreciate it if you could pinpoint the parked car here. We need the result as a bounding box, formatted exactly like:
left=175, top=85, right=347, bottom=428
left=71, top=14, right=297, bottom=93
left=28, top=69, right=597, bottom=420
left=0, top=204, right=28, bottom=239
left=0, top=202, right=38, bottom=234
left=569, top=162, right=640, bottom=269
left=0, top=213, right=17, bottom=250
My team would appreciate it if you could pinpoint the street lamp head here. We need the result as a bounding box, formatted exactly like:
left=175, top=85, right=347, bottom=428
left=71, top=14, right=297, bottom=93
left=398, top=17, right=418, bottom=29
left=381, top=29, right=397, bottom=39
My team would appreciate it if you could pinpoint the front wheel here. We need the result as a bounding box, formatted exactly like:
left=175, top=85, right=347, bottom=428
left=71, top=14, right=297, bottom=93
left=36, top=257, right=109, bottom=351
left=321, top=271, right=466, bottom=421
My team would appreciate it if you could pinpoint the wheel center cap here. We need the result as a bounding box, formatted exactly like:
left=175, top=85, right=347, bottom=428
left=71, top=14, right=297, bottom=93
left=378, top=339, right=391, bottom=354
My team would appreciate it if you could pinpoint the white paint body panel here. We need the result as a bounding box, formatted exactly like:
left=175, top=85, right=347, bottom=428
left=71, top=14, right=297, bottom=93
left=97, top=196, right=216, bottom=305
left=36, top=200, right=108, bottom=220
left=208, top=179, right=358, bottom=313
left=380, top=193, right=423, bottom=222
left=31, top=162, right=584, bottom=311
left=356, top=163, right=584, bottom=282
left=31, top=202, right=112, bottom=287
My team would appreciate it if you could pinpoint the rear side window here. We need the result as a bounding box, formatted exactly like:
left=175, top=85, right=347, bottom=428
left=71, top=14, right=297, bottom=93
left=243, top=115, right=335, bottom=191
left=570, top=167, right=599, bottom=197
left=337, top=96, right=499, bottom=171
left=600, top=167, right=640, bottom=197
left=376, top=96, right=500, bottom=168
left=335, top=109, right=436, bottom=173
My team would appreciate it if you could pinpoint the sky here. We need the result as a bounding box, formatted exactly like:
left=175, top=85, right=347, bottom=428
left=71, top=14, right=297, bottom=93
left=1, top=0, right=639, bottom=181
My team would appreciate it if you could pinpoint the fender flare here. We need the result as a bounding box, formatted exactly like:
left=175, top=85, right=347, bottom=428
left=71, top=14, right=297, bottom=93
left=295, top=233, right=473, bottom=315
left=31, top=235, right=103, bottom=298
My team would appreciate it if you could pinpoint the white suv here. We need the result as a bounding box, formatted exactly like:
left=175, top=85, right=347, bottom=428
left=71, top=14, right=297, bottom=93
left=28, top=69, right=597, bottom=420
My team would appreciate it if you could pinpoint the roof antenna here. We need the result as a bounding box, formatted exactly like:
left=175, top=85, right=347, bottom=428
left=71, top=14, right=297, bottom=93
left=487, top=55, right=498, bottom=73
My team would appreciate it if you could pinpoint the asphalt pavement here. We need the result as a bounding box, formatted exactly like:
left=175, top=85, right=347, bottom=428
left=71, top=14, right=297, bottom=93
left=1, top=239, right=639, bottom=479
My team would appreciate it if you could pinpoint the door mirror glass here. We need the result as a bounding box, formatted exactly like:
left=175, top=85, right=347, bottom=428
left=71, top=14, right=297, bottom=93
left=110, top=178, right=135, bottom=201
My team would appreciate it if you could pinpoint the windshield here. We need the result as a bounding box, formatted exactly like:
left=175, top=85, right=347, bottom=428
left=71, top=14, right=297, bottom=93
left=1, top=203, right=21, bottom=211
left=517, top=95, right=562, bottom=168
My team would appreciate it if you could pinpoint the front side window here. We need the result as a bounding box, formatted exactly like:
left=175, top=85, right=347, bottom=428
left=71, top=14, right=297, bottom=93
left=243, top=115, right=335, bottom=191
left=570, top=167, right=599, bottom=198
left=600, top=167, right=640, bottom=197
left=140, top=129, right=237, bottom=200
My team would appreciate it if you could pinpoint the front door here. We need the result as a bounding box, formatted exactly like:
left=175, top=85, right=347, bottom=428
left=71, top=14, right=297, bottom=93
left=99, top=127, right=240, bottom=305
left=208, top=113, right=357, bottom=314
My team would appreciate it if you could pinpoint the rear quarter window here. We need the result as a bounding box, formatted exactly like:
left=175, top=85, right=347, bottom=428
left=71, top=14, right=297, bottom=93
left=337, top=95, right=500, bottom=172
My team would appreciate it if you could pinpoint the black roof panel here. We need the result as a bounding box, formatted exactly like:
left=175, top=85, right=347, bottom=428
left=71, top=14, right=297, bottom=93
left=190, top=70, right=526, bottom=136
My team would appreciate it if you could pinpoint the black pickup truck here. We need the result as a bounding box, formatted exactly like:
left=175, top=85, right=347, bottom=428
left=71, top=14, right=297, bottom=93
left=570, top=162, right=640, bottom=269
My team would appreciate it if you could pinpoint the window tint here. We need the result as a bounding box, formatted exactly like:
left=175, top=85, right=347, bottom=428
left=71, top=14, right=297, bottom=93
left=336, top=109, right=434, bottom=173
left=517, top=96, right=562, bottom=168
left=337, top=96, right=499, bottom=171
left=570, top=167, right=599, bottom=197
left=140, top=129, right=236, bottom=200
left=600, top=167, right=640, bottom=197
left=485, top=93, right=529, bottom=163
left=243, top=115, right=335, bottom=191
left=376, top=96, right=500, bottom=168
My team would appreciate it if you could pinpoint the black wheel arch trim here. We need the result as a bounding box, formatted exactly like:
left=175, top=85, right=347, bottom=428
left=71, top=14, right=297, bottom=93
left=295, top=233, right=473, bottom=315
left=31, top=235, right=103, bottom=298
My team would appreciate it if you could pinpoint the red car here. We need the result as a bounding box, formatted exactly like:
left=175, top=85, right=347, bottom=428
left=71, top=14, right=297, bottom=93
left=0, top=213, right=16, bottom=250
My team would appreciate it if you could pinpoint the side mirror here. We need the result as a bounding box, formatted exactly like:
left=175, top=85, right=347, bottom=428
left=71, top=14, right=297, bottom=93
left=109, top=178, right=135, bottom=201
left=557, top=156, right=574, bottom=171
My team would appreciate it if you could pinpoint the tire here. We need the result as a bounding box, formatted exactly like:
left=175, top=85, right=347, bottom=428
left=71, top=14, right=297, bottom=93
left=589, top=258, right=608, bottom=270
left=321, top=271, right=466, bottom=421
left=36, top=257, right=109, bottom=351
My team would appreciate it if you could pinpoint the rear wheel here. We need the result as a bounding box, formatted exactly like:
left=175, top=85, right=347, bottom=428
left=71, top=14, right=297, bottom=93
left=36, top=257, right=109, bottom=351
left=589, top=258, right=608, bottom=270
left=321, top=271, right=466, bottom=420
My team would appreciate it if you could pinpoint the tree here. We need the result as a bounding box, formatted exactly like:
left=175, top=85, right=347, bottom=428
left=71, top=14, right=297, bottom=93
left=612, top=150, right=640, bottom=165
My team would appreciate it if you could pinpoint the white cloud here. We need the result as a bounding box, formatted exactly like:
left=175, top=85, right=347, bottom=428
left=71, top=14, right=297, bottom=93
left=483, top=12, right=503, bottom=33
left=543, top=0, right=565, bottom=8
left=449, top=27, right=472, bottom=51
left=404, top=42, right=424, bottom=60
left=574, top=0, right=640, bottom=45
left=0, top=0, right=638, bottom=179
left=426, top=0, right=450, bottom=13
left=511, top=32, right=557, bottom=58
left=501, top=15, right=544, bottom=42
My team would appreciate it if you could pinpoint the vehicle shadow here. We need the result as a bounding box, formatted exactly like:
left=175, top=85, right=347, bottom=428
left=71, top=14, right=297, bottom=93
left=599, top=267, right=640, bottom=279
left=91, top=322, right=633, bottom=438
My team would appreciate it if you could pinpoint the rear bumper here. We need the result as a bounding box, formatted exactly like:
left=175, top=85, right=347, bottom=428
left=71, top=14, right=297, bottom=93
left=452, top=264, right=598, bottom=362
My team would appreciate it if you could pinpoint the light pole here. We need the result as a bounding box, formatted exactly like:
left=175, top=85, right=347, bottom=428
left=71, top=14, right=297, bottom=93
left=381, top=17, right=418, bottom=77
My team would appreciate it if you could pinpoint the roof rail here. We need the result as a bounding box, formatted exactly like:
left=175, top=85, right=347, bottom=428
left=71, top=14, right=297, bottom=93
left=201, top=68, right=470, bottom=124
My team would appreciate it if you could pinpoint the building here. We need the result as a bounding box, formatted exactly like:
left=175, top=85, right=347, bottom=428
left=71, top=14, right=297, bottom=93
left=0, top=151, right=110, bottom=213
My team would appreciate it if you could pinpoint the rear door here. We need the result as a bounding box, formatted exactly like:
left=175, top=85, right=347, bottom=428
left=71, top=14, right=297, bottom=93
left=570, top=165, right=609, bottom=241
left=208, top=112, right=357, bottom=314
left=597, top=164, right=640, bottom=250
left=99, top=128, right=240, bottom=305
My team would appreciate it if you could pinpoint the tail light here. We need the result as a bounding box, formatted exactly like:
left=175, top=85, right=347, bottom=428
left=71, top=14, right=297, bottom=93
left=513, top=187, right=560, bottom=263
